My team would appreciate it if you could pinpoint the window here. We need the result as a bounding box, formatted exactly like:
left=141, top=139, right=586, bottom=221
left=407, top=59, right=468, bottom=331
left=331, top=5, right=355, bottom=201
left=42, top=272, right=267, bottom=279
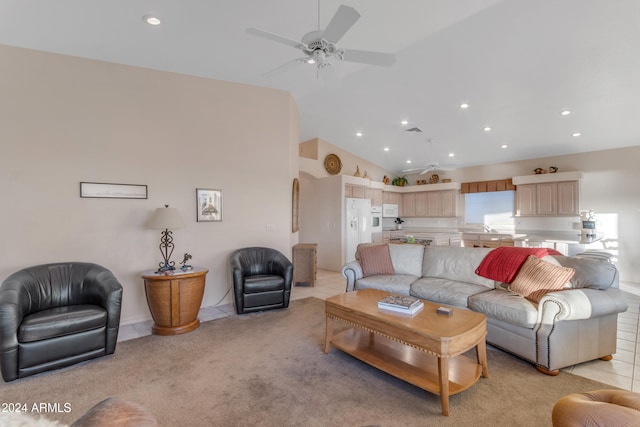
left=464, top=191, right=515, bottom=225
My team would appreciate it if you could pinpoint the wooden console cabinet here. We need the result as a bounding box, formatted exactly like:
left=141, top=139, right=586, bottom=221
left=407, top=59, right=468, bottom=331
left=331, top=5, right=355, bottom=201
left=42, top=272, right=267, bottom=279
left=293, top=243, right=317, bottom=286
left=142, top=267, right=208, bottom=335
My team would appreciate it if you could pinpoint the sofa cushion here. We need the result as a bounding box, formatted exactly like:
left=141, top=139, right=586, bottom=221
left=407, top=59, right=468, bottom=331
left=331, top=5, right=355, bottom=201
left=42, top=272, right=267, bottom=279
left=356, top=274, right=417, bottom=295
left=388, top=244, right=424, bottom=277
left=551, top=255, right=619, bottom=290
left=18, top=305, right=107, bottom=343
left=468, top=289, right=539, bottom=329
left=357, top=244, right=394, bottom=277
left=475, top=247, right=563, bottom=283
left=508, top=256, right=575, bottom=303
left=410, top=277, right=492, bottom=309
left=422, top=247, right=496, bottom=289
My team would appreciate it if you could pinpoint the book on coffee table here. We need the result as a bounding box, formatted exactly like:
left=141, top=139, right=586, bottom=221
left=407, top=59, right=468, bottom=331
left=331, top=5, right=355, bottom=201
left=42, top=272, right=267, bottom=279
left=378, top=294, right=424, bottom=315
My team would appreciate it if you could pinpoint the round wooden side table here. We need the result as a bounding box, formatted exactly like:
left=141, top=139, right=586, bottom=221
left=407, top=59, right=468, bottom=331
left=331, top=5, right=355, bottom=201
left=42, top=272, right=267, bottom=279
left=141, top=267, right=208, bottom=335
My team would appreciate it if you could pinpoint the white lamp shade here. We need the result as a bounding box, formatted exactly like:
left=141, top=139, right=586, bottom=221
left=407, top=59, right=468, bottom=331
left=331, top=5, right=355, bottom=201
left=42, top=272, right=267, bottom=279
left=148, top=206, right=185, bottom=229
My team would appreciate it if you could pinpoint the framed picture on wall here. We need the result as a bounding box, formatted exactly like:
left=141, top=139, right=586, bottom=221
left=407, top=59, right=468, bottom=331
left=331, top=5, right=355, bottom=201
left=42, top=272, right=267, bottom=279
left=196, top=188, right=223, bottom=222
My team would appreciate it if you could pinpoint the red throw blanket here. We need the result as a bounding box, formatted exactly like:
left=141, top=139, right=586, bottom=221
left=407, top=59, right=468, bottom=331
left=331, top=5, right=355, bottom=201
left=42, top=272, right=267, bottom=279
left=475, top=247, right=562, bottom=283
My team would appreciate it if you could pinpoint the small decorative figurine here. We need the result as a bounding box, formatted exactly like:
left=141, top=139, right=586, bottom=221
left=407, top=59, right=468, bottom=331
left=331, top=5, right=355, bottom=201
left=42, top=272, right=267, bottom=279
left=534, top=167, right=546, bottom=174
left=382, top=175, right=390, bottom=185
left=353, top=165, right=361, bottom=177
left=549, top=166, right=558, bottom=173
left=180, top=253, right=193, bottom=271
left=363, top=170, right=368, bottom=179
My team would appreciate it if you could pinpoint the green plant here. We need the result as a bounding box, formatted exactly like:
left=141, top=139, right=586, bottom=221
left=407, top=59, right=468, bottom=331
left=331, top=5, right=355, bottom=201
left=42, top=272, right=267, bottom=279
left=391, top=176, right=408, bottom=186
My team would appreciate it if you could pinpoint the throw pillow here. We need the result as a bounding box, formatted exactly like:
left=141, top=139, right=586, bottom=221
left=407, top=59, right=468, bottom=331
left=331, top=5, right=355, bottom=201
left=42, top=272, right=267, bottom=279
left=508, top=255, right=575, bottom=303
left=358, top=244, right=394, bottom=277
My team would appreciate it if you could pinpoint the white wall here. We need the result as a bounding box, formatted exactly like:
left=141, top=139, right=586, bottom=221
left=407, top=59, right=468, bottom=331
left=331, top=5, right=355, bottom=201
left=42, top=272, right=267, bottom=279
left=299, top=173, right=343, bottom=271
left=0, top=45, right=299, bottom=324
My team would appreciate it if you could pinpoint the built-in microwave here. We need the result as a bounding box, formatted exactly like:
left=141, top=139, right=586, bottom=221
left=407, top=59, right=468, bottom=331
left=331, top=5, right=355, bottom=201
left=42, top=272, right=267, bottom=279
left=382, top=203, right=398, bottom=218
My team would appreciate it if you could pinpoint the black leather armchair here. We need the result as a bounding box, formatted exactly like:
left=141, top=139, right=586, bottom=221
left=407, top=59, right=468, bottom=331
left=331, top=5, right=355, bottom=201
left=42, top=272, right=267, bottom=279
left=0, top=262, right=123, bottom=382
left=230, top=247, right=293, bottom=314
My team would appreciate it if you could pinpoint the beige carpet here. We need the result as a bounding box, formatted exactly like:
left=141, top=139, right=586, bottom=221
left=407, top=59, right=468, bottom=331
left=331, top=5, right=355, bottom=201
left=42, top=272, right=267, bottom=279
left=1, top=297, right=617, bottom=426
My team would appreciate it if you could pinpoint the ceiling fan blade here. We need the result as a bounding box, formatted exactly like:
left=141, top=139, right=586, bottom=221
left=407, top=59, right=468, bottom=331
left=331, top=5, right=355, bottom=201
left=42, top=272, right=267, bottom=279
left=402, top=167, right=424, bottom=173
left=322, top=5, right=360, bottom=44
left=341, top=49, right=396, bottom=66
left=246, top=27, right=307, bottom=50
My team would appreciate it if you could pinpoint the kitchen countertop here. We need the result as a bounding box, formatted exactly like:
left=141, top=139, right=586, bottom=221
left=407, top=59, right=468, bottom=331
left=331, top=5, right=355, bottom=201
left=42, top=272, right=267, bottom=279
left=513, top=232, right=602, bottom=245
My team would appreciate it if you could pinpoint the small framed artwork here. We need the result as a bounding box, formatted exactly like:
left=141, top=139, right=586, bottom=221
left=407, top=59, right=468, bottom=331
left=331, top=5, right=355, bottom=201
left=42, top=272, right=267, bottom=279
left=292, top=178, right=299, bottom=232
left=80, top=182, right=148, bottom=199
left=196, top=188, right=223, bottom=222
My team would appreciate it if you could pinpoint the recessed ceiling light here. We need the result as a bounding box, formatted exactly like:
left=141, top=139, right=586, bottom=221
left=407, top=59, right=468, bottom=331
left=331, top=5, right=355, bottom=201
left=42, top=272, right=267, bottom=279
left=560, top=109, right=571, bottom=116
left=406, top=160, right=412, bottom=164
left=448, top=153, right=455, bottom=157
left=460, top=103, right=469, bottom=109
left=401, top=120, right=408, bottom=125
left=383, top=147, right=390, bottom=152
left=501, top=144, right=508, bottom=149
left=572, top=132, right=581, bottom=137
left=355, top=132, right=363, bottom=137
left=143, top=15, right=161, bottom=26
left=483, top=126, right=491, bottom=132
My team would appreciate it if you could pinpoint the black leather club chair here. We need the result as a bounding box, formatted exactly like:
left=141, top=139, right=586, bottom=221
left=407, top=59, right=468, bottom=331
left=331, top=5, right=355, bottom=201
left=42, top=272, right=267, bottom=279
left=0, top=262, right=123, bottom=382
left=230, top=247, right=293, bottom=314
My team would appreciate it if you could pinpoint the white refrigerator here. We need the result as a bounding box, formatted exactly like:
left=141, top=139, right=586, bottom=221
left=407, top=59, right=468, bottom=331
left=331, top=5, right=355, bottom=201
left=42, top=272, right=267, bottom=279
left=345, top=198, right=372, bottom=263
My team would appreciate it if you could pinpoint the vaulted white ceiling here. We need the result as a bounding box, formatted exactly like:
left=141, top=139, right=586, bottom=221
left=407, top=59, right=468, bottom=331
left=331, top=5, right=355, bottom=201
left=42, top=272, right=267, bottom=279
left=2, top=0, right=639, bottom=173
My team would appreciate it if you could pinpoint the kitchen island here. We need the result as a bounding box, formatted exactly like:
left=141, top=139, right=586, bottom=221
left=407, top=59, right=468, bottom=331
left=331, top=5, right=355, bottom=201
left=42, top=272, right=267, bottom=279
left=385, top=230, right=462, bottom=246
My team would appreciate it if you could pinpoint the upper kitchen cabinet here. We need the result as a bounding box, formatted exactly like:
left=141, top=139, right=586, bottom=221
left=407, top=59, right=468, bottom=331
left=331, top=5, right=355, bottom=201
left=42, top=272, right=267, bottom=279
left=513, top=172, right=581, bottom=217
left=401, top=190, right=457, bottom=217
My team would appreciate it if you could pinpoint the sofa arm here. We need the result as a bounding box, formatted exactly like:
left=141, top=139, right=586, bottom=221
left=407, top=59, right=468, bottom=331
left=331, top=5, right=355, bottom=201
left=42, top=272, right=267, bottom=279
left=538, top=288, right=628, bottom=323
left=341, top=261, right=363, bottom=292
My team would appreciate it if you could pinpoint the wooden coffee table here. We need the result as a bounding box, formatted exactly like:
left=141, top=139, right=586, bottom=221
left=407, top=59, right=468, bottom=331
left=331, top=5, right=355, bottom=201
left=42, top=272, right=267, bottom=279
left=324, top=289, right=488, bottom=416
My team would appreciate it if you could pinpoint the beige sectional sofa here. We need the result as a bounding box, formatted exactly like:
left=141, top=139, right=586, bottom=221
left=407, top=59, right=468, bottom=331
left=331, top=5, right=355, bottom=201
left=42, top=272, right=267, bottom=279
left=341, top=244, right=628, bottom=374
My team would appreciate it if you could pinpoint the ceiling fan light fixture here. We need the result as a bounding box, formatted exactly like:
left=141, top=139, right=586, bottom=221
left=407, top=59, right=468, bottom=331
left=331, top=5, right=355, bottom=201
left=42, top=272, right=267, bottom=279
left=143, top=15, right=161, bottom=26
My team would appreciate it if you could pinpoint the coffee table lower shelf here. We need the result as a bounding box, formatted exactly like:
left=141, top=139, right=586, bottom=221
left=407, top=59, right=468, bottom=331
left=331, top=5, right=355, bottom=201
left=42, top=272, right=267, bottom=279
left=330, top=327, right=483, bottom=399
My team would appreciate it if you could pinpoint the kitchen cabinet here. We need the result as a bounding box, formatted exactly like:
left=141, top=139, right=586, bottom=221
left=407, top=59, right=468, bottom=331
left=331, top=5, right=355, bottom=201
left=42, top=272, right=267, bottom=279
left=345, top=184, right=365, bottom=198
left=400, top=190, right=457, bottom=218
left=402, top=193, right=416, bottom=217
left=516, top=181, right=579, bottom=216
left=440, top=190, right=457, bottom=217
left=557, top=181, right=579, bottom=215
left=383, top=191, right=402, bottom=205
left=365, top=188, right=383, bottom=206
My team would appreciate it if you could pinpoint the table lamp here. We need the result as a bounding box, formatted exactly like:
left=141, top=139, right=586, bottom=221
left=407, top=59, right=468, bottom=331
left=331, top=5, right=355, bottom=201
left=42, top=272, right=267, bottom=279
left=148, top=205, right=185, bottom=272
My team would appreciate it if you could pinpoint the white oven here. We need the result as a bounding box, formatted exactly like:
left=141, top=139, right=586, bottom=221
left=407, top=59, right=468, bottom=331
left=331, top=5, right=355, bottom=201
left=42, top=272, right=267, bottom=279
left=371, top=206, right=382, bottom=233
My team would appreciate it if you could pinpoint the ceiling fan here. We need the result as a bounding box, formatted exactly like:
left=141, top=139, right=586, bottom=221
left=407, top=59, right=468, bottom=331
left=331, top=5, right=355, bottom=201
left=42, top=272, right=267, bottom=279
left=402, top=139, right=454, bottom=175
left=246, top=3, right=396, bottom=76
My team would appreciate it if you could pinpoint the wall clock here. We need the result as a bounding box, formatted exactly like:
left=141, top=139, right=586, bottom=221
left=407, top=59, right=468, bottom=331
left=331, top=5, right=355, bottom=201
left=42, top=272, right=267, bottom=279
left=324, top=153, right=342, bottom=175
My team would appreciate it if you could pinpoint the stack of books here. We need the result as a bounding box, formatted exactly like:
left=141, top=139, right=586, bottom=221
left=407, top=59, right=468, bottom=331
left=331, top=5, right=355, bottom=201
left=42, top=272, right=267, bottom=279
left=377, top=294, right=424, bottom=315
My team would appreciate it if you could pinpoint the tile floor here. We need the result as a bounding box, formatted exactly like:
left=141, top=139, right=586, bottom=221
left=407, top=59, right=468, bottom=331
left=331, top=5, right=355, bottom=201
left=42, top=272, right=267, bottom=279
left=119, top=270, right=640, bottom=391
